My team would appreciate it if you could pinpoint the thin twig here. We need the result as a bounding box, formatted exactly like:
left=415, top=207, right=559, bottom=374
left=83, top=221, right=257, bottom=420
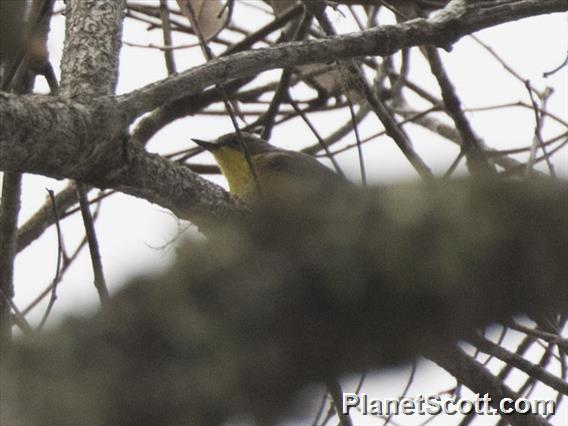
left=384, top=361, right=417, bottom=426
left=501, top=137, right=567, bottom=177
left=0, top=287, right=32, bottom=334
left=159, top=0, right=177, bottom=75
left=288, top=99, right=345, bottom=177
left=21, top=194, right=102, bottom=317
left=464, top=101, right=568, bottom=127
left=326, top=378, right=354, bottom=426
left=543, top=50, right=568, bottom=78
left=304, top=1, right=434, bottom=180
left=346, top=96, right=367, bottom=185
left=312, top=388, right=330, bottom=426
left=77, top=184, right=109, bottom=306
left=443, top=151, right=464, bottom=178
left=122, top=39, right=200, bottom=50
left=471, top=34, right=544, bottom=99
left=424, top=45, right=495, bottom=176
left=260, top=10, right=312, bottom=140
left=37, top=189, right=66, bottom=330
left=317, top=105, right=440, bottom=157
left=524, top=81, right=555, bottom=176
left=507, top=320, right=568, bottom=350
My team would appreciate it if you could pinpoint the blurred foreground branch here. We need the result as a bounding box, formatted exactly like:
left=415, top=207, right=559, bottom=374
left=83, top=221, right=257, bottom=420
left=2, top=179, right=567, bottom=425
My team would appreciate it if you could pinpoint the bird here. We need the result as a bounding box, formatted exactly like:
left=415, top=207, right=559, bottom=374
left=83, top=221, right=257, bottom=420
left=192, top=132, right=344, bottom=202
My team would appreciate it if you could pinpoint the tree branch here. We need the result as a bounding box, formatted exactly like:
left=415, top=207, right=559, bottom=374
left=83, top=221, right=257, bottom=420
left=117, top=0, right=567, bottom=119
left=1, top=0, right=565, bottom=230
left=2, top=180, right=566, bottom=425
left=0, top=94, right=244, bottom=230
left=428, top=345, right=550, bottom=426
left=59, top=0, right=125, bottom=98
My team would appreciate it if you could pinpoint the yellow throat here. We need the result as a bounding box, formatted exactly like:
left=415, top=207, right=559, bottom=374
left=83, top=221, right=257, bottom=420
left=212, top=146, right=258, bottom=198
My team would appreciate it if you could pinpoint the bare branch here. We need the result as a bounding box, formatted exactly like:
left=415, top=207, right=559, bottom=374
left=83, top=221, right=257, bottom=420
left=118, top=0, right=568, bottom=119
left=2, top=180, right=566, bottom=425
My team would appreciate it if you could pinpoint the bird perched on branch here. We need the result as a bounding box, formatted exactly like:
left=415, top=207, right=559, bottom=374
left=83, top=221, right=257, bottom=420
left=192, top=132, right=344, bottom=202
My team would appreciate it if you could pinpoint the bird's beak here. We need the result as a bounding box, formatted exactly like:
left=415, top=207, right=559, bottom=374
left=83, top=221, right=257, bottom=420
left=192, top=138, right=219, bottom=151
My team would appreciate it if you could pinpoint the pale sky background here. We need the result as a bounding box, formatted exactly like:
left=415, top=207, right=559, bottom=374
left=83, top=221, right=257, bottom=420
left=2, top=2, right=567, bottom=425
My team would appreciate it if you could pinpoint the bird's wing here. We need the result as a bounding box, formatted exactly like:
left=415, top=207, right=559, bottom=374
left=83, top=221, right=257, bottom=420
left=255, top=150, right=341, bottom=183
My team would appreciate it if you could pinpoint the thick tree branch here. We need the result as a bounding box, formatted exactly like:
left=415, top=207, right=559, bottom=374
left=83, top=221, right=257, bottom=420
left=0, top=94, right=243, bottom=229
left=59, top=0, right=125, bottom=98
left=1, top=180, right=566, bottom=425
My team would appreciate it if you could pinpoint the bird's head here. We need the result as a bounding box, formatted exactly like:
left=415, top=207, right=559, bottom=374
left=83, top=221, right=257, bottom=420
left=192, top=132, right=274, bottom=197
left=192, top=132, right=275, bottom=156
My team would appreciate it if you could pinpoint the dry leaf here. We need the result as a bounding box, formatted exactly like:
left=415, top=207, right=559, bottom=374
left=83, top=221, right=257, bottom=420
left=177, top=0, right=230, bottom=41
